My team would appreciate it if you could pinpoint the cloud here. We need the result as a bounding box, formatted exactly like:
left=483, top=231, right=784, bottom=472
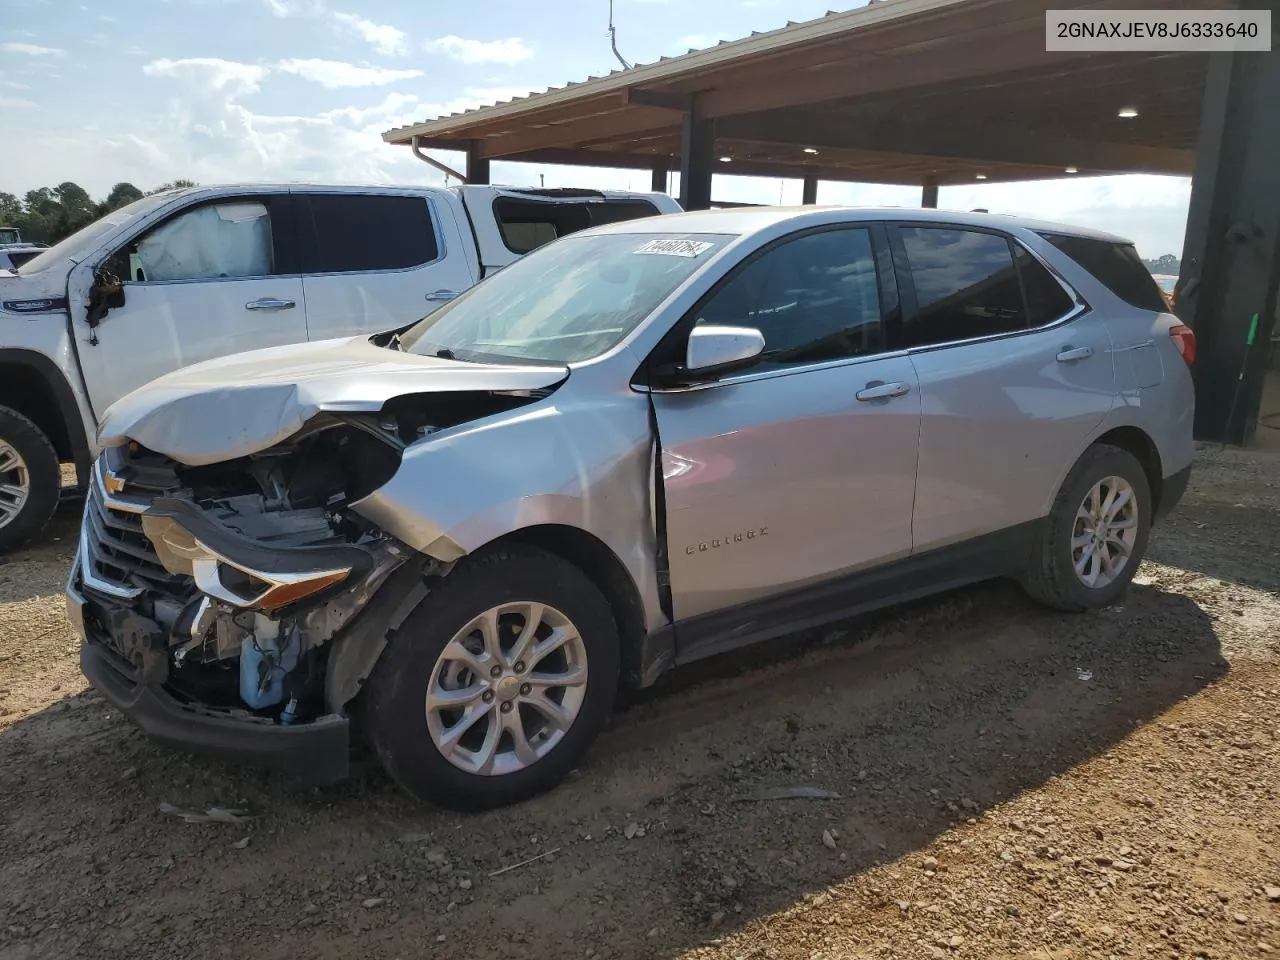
left=424, top=36, right=533, bottom=65
left=0, top=42, right=66, bottom=56
left=143, top=58, right=268, bottom=95
left=0, top=97, right=38, bottom=109
left=333, top=12, right=408, bottom=56
left=275, top=58, right=422, bottom=88
left=264, top=0, right=325, bottom=15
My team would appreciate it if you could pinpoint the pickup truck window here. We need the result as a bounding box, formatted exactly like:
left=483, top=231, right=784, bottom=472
left=128, top=201, right=275, bottom=282
left=401, top=231, right=730, bottom=364
left=300, top=194, right=439, bottom=273
left=494, top=198, right=661, bottom=254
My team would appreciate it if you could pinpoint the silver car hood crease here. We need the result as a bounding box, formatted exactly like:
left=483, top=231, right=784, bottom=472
left=97, top=336, right=568, bottom=465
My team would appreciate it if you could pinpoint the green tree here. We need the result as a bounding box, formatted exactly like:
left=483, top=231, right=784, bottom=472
left=103, top=182, right=144, bottom=211
left=147, top=179, right=197, bottom=195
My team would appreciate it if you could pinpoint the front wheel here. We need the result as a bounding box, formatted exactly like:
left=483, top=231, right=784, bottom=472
left=362, top=545, right=621, bottom=810
left=1022, top=443, right=1152, bottom=612
left=0, top=406, right=60, bottom=554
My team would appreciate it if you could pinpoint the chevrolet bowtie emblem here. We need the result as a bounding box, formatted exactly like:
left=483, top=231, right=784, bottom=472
left=102, top=470, right=126, bottom=495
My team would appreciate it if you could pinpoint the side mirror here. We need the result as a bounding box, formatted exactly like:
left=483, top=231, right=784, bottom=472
left=683, top=324, right=766, bottom=378
left=86, top=268, right=125, bottom=325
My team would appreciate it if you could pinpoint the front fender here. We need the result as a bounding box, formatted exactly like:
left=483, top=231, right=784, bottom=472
left=350, top=391, right=666, bottom=632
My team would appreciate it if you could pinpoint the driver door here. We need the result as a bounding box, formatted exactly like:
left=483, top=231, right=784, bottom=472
left=68, top=193, right=308, bottom=416
left=651, top=224, right=921, bottom=630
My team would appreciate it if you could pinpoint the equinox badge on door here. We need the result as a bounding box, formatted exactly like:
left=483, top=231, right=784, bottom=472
left=685, top=527, right=768, bottom=555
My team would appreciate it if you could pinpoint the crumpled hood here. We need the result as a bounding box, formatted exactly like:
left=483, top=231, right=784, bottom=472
left=98, top=336, right=568, bottom=466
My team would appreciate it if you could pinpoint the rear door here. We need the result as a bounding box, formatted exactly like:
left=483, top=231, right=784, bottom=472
left=295, top=189, right=475, bottom=341
left=892, top=223, right=1115, bottom=552
left=462, top=188, right=671, bottom=275
left=68, top=192, right=308, bottom=414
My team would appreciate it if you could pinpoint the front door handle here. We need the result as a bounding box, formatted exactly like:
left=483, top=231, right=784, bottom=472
left=856, top=380, right=910, bottom=402
left=1056, top=345, right=1093, bottom=362
left=245, top=297, right=296, bottom=311
left=425, top=289, right=460, bottom=302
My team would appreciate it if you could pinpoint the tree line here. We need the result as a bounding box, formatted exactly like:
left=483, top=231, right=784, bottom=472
left=1142, top=253, right=1180, bottom=275
left=0, top=180, right=197, bottom=246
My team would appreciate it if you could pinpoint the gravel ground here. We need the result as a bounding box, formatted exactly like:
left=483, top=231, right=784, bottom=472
left=2, top=445, right=1278, bottom=960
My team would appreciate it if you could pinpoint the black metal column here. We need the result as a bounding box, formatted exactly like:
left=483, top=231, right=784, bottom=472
left=1177, top=39, right=1280, bottom=444
left=802, top=176, right=818, bottom=205
left=651, top=159, right=669, bottom=194
left=466, top=141, right=491, bottom=185
left=678, top=99, right=714, bottom=211
left=921, top=177, right=939, bottom=209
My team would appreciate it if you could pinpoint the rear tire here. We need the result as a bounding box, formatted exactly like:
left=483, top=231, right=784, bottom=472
left=1022, top=443, right=1151, bottom=612
left=363, top=545, right=620, bottom=811
left=0, top=405, right=60, bottom=554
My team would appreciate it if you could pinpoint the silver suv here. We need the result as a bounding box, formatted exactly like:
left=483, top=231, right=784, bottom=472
left=68, top=207, right=1195, bottom=809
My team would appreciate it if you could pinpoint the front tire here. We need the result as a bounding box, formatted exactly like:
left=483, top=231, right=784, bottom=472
left=1022, top=443, right=1152, bottom=612
left=0, top=406, right=60, bottom=554
left=363, top=545, right=621, bottom=810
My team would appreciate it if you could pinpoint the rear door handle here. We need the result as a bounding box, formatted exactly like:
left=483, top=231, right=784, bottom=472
left=425, top=289, right=460, bottom=302
left=1056, top=345, right=1093, bottom=362
left=245, top=297, right=296, bottom=311
left=856, top=380, right=910, bottom=401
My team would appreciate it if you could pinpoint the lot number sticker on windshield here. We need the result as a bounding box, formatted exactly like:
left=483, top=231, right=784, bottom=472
left=634, top=238, right=714, bottom=258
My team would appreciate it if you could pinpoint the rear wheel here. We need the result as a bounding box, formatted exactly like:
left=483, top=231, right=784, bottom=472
left=363, top=545, right=620, bottom=810
left=0, top=406, right=60, bottom=554
left=1022, top=443, right=1151, bottom=612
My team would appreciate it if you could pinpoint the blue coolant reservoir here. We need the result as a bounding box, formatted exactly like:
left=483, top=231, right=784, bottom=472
left=239, top=616, right=301, bottom=710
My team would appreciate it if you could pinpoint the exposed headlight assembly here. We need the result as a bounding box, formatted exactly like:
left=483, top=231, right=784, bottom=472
left=141, top=499, right=371, bottom=612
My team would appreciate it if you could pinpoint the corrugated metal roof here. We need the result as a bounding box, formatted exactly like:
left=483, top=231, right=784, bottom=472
left=381, top=0, right=956, bottom=143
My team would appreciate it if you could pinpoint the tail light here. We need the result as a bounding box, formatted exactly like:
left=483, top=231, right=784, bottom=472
left=1169, top=324, right=1196, bottom=366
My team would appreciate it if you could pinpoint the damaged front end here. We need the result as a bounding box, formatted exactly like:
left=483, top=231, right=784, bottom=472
left=68, top=410, right=448, bottom=783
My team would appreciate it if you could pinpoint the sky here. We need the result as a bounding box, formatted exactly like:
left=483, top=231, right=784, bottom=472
left=0, top=0, right=1191, bottom=257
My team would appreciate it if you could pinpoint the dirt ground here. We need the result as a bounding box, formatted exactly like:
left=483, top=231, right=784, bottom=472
left=2, top=445, right=1279, bottom=960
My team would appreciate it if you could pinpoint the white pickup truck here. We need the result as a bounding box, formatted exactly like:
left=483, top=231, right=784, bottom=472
left=0, top=182, right=680, bottom=550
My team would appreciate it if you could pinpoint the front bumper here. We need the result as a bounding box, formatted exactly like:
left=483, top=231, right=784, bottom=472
left=69, top=560, right=350, bottom=784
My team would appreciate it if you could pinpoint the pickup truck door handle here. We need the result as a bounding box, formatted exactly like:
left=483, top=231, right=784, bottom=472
left=425, top=289, right=460, bottom=302
left=1056, top=345, right=1093, bottom=362
left=856, top=380, right=910, bottom=402
left=245, top=297, right=296, bottom=311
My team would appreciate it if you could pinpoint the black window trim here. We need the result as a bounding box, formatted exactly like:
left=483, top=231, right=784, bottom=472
left=99, top=192, right=301, bottom=285
left=295, top=189, right=447, bottom=277
left=490, top=196, right=663, bottom=256
left=887, top=220, right=1089, bottom=356
left=637, top=221, right=906, bottom=393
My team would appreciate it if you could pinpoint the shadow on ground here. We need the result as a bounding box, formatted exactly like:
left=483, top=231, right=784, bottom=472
left=0, top=577, right=1228, bottom=960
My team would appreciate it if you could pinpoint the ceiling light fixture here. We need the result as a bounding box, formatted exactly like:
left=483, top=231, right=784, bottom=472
left=803, top=147, right=819, bottom=155
left=1065, top=166, right=1078, bottom=174
left=719, top=156, right=732, bottom=163
left=1117, top=106, right=1139, bottom=118
left=975, top=173, right=988, bottom=180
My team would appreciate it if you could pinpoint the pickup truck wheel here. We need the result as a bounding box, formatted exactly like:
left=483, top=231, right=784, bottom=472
left=363, top=545, right=620, bottom=811
left=1021, top=443, right=1151, bottom=612
left=0, top=406, right=60, bottom=553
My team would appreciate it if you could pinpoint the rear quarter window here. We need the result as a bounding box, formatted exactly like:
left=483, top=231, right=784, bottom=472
left=494, top=198, right=660, bottom=254
left=1039, top=233, right=1168, bottom=312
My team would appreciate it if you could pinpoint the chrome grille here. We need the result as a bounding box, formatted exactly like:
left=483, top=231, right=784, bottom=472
left=79, top=458, right=189, bottom=600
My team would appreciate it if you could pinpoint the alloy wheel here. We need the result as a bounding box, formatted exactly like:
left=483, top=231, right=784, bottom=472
left=1071, top=475, right=1139, bottom=589
left=425, top=601, right=589, bottom=776
left=0, top=441, right=30, bottom=530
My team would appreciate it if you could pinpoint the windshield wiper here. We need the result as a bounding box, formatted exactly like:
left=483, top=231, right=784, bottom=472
left=435, top=348, right=456, bottom=360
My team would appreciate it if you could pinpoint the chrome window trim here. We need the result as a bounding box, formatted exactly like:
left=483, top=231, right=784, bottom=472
left=645, top=347, right=913, bottom=394
left=904, top=300, right=1091, bottom=357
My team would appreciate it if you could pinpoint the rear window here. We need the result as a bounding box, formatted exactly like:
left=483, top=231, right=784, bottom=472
left=6, top=250, right=41, bottom=269
left=494, top=198, right=660, bottom=254
left=300, top=194, right=439, bottom=273
left=1040, top=233, right=1168, bottom=312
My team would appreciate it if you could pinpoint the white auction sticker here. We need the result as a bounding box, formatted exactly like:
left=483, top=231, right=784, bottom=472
left=1046, top=9, right=1271, bottom=51
left=634, top=238, right=715, bottom=258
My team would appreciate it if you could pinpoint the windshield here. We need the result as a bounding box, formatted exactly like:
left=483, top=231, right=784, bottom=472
left=400, top=232, right=731, bottom=364
left=17, top=192, right=179, bottom=275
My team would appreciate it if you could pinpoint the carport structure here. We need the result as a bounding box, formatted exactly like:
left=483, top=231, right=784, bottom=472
left=384, top=0, right=1280, bottom=445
